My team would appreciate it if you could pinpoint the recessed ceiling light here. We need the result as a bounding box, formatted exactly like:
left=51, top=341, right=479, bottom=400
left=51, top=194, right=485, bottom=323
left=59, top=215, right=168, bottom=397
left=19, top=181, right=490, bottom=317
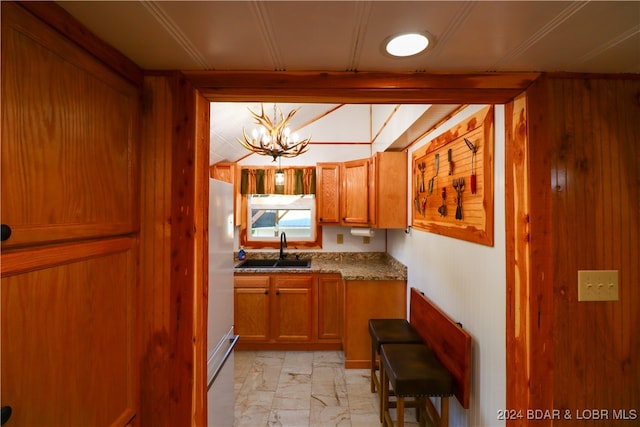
left=385, top=32, right=430, bottom=57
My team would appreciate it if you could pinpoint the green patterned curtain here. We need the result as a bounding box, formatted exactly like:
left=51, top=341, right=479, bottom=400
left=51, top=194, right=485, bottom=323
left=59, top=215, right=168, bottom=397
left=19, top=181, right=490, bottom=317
left=240, top=167, right=316, bottom=195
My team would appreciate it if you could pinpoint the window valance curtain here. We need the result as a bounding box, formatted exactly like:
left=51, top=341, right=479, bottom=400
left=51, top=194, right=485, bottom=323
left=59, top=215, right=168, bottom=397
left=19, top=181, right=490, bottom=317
left=240, top=167, right=316, bottom=195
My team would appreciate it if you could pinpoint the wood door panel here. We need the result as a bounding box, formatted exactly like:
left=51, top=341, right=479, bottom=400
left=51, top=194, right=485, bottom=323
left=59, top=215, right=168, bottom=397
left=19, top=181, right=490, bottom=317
left=343, top=280, right=407, bottom=368
left=341, top=159, right=369, bottom=225
left=1, top=3, right=139, bottom=248
left=316, top=163, right=341, bottom=224
left=273, top=275, right=313, bottom=341
left=1, top=244, right=136, bottom=426
left=274, top=288, right=312, bottom=341
left=234, top=288, right=270, bottom=341
left=317, top=274, right=343, bottom=340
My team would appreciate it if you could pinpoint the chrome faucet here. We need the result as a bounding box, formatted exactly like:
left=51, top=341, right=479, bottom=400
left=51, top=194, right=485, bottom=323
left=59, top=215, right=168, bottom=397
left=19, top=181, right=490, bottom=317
left=279, top=231, right=287, bottom=260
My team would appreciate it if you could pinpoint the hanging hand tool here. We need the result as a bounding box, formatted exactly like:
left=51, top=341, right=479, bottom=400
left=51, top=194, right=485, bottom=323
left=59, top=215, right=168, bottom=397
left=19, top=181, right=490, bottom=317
left=447, top=148, right=454, bottom=175
left=464, top=138, right=478, bottom=194
left=418, top=162, right=426, bottom=192
left=428, top=153, right=439, bottom=195
left=453, top=177, right=465, bottom=220
left=438, top=187, right=447, bottom=217
left=414, top=171, right=421, bottom=212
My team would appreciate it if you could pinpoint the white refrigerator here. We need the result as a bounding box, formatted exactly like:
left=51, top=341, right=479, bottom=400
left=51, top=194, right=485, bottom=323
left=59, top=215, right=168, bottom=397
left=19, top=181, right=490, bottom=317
left=207, top=178, right=238, bottom=427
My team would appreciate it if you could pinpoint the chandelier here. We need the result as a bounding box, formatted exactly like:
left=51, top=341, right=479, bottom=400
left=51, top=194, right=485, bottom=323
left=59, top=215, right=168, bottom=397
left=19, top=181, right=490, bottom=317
left=237, top=104, right=311, bottom=161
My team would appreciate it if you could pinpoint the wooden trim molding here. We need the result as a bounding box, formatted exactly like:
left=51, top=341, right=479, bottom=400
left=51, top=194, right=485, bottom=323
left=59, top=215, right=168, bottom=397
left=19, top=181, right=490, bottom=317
left=1, top=237, right=134, bottom=277
left=14, top=1, right=143, bottom=85
left=184, top=71, right=540, bottom=104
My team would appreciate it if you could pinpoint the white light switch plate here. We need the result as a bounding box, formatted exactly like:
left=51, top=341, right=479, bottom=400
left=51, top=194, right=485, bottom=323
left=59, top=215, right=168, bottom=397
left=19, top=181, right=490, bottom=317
left=578, top=270, right=619, bottom=301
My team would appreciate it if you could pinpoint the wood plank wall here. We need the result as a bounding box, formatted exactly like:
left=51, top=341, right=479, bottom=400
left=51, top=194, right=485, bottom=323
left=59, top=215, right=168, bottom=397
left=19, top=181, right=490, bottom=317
left=139, top=75, right=174, bottom=427
left=140, top=73, right=208, bottom=426
left=507, top=75, right=640, bottom=426
left=548, top=77, right=639, bottom=424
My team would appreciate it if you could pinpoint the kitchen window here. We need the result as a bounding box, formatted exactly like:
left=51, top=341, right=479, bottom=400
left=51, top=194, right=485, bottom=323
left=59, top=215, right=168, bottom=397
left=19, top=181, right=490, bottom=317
left=246, top=194, right=316, bottom=242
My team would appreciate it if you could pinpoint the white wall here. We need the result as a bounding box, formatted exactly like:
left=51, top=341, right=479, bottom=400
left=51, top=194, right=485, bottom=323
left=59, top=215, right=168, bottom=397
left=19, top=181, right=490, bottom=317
left=387, top=105, right=506, bottom=427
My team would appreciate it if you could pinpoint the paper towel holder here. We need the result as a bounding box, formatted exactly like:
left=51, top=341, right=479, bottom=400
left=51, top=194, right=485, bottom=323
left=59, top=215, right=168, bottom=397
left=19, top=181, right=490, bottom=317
left=350, top=228, right=375, bottom=237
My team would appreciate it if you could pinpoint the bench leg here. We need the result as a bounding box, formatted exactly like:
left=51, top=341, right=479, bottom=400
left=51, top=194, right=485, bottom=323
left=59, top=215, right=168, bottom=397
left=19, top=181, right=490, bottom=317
left=440, top=397, right=449, bottom=427
left=380, top=362, right=387, bottom=423
left=396, top=396, right=405, bottom=426
left=417, top=398, right=426, bottom=427
left=370, top=342, right=377, bottom=393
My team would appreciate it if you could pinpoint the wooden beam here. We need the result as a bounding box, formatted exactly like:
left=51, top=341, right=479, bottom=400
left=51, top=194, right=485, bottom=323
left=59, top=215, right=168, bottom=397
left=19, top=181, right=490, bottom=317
left=183, top=71, right=540, bottom=104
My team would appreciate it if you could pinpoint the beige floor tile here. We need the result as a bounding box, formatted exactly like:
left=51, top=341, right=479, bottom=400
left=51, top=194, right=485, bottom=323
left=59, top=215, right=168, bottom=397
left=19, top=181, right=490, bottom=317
left=235, top=351, right=407, bottom=426
left=267, top=408, right=311, bottom=427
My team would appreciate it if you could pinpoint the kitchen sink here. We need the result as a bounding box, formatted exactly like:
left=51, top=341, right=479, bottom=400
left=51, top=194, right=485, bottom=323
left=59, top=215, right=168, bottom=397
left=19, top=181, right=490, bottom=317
left=235, top=259, right=278, bottom=268
left=235, top=258, right=311, bottom=268
left=274, top=259, right=311, bottom=268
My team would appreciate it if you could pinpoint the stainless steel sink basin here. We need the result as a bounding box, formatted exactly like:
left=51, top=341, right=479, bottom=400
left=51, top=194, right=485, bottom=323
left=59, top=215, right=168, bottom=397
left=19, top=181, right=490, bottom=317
left=235, top=258, right=311, bottom=268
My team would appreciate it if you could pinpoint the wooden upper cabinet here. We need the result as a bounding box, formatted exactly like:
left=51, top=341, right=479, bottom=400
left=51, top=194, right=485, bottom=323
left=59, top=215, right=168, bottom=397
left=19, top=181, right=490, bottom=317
left=210, top=161, right=242, bottom=225
left=317, top=153, right=407, bottom=229
left=316, top=163, right=341, bottom=224
left=210, top=161, right=235, bottom=184
left=1, top=3, right=140, bottom=248
left=341, top=158, right=370, bottom=226
left=370, top=151, right=407, bottom=229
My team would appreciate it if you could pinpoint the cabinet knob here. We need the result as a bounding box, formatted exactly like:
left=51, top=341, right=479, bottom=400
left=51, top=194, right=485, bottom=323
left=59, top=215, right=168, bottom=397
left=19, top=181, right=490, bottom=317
left=1, top=406, right=12, bottom=425
left=264, top=290, right=269, bottom=295
left=319, top=217, right=323, bottom=222
left=276, top=290, right=280, bottom=296
left=1, top=224, right=11, bottom=242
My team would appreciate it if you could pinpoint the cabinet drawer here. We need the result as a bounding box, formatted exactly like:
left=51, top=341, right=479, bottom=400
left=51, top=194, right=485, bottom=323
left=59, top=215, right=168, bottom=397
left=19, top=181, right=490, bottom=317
left=234, top=275, right=269, bottom=288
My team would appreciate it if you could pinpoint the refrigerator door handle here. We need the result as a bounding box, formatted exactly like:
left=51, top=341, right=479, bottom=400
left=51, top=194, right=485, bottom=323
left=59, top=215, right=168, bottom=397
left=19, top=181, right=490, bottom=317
left=207, top=334, right=239, bottom=391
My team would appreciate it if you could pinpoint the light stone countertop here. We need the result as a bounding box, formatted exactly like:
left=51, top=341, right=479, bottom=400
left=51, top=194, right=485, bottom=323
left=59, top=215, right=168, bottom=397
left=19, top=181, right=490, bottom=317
left=233, top=252, right=407, bottom=281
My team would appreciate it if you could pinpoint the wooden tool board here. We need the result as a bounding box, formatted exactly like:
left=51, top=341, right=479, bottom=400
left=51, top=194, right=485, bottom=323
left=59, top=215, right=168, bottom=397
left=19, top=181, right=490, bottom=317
left=411, top=105, right=494, bottom=246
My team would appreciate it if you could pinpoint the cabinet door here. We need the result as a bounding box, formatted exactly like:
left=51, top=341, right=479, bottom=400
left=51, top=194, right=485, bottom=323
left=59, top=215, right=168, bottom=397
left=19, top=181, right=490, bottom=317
left=316, top=163, right=341, bottom=224
left=272, top=275, right=313, bottom=342
left=234, top=275, right=270, bottom=342
left=1, top=3, right=139, bottom=249
left=209, top=161, right=235, bottom=183
left=343, top=280, right=407, bottom=369
left=317, top=274, right=344, bottom=340
left=1, top=239, right=137, bottom=426
left=373, top=152, right=407, bottom=229
left=368, top=157, right=377, bottom=227
left=341, top=159, right=370, bottom=225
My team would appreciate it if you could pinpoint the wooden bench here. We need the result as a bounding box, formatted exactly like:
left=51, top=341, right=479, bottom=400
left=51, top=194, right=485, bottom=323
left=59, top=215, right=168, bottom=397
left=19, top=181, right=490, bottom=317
left=379, top=287, right=472, bottom=426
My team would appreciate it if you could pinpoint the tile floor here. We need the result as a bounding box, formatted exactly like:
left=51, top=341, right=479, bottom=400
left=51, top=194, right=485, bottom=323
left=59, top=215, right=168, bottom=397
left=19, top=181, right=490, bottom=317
left=233, top=350, right=421, bottom=427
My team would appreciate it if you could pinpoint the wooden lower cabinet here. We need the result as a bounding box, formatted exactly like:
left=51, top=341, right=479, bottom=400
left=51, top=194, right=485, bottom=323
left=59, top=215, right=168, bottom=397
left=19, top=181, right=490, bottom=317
left=317, top=274, right=344, bottom=340
left=272, top=275, right=314, bottom=341
left=234, top=275, right=270, bottom=342
left=234, top=273, right=343, bottom=350
left=343, top=280, right=407, bottom=368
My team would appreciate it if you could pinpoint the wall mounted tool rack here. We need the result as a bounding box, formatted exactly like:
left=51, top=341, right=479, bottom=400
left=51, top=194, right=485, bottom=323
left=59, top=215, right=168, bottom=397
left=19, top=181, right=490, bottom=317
left=411, top=105, right=494, bottom=246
